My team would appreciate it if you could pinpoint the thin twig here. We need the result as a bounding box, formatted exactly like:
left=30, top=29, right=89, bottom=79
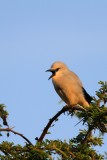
left=37, top=105, right=84, bottom=142
left=75, top=118, right=84, bottom=126
left=0, top=128, right=33, bottom=145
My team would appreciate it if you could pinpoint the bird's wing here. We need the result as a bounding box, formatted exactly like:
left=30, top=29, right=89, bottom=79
left=53, top=83, right=68, bottom=104
left=69, top=71, right=92, bottom=104
left=82, top=87, right=93, bottom=104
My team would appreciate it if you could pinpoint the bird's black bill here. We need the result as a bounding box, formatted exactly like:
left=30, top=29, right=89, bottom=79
left=46, top=69, right=55, bottom=80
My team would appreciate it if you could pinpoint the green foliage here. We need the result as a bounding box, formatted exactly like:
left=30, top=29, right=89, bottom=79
left=0, top=104, right=8, bottom=127
left=0, top=81, right=107, bottom=159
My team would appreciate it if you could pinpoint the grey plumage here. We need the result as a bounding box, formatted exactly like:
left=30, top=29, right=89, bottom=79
left=46, top=61, right=92, bottom=108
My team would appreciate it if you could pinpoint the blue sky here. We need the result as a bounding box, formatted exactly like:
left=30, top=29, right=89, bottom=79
left=0, top=0, right=107, bottom=155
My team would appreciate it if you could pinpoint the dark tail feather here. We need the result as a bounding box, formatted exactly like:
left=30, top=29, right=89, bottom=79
left=82, top=87, right=93, bottom=104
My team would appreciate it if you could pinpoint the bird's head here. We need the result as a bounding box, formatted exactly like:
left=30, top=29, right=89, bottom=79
left=46, top=61, right=69, bottom=80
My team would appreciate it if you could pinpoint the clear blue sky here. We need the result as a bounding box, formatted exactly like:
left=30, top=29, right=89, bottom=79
left=0, top=0, right=107, bottom=155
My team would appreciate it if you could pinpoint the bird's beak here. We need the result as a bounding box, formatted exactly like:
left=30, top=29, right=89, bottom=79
left=46, top=69, right=55, bottom=80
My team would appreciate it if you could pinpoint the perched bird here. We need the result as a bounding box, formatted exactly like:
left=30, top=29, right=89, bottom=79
left=46, top=61, right=92, bottom=108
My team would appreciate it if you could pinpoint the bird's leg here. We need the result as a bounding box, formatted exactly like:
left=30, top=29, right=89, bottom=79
left=71, top=104, right=86, bottom=111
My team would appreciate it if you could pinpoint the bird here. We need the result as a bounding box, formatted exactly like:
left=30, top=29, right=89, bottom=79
left=46, top=61, right=92, bottom=109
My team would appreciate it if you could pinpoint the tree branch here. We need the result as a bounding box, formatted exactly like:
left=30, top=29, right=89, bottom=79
left=37, top=105, right=85, bottom=142
left=82, top=127, right=93, bottom=144
left=0, top=128, right=33, bottom=146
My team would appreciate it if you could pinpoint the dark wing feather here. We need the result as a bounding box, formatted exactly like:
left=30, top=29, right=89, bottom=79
left=82, top=87, right=93, bottom=104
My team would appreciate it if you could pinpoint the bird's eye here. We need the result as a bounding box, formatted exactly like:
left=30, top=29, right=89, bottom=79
left=52, top=68, right=60, bottom=75
left=56, top=68, right=60, bottom=72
